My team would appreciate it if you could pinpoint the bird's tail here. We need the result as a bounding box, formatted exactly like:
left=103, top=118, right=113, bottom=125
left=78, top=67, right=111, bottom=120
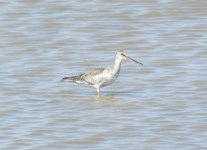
left=62, top=76, right=76, bottom=82
left=62, top=74, right=90, bottom=86
left=62, top=75, right=84, bottom=83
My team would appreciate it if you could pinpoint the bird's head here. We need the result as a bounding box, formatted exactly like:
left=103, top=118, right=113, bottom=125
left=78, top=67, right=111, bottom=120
left=116, top=51, right=143, bottom=65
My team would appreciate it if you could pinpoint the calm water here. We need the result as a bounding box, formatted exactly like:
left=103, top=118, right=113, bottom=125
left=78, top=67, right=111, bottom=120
left=1, top=0, right=207, bottom=149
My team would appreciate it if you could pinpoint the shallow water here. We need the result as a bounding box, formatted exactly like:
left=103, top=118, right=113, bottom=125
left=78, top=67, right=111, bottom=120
left=0, top=0, right=207, bottom=149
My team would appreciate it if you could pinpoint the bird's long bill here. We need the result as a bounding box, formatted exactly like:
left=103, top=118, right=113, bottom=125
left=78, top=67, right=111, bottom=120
left=127, top=56, right=143, bottom=65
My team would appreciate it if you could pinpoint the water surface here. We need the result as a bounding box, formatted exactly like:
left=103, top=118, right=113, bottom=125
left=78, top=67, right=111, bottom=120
left=0, top=0, right=207, bottom=149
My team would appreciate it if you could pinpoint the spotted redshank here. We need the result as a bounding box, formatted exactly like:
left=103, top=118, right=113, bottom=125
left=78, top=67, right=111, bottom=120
left=62, top=51, right=143, bottom=95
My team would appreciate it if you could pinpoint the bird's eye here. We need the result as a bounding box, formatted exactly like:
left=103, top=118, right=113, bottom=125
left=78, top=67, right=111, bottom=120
left=121, top=53, right=126, bottom=56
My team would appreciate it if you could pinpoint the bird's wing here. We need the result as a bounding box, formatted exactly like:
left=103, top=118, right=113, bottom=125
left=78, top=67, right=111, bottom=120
left=62, top=68, right=105, bottom=86
left=81, top=68, right=105, bottom=85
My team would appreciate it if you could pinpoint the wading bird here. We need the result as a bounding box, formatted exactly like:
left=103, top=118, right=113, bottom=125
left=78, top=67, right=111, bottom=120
left=62, top=51, right=143, bottom=95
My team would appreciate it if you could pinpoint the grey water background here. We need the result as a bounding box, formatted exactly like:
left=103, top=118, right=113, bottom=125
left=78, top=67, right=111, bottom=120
left=0, top=0, right=207, bottom=149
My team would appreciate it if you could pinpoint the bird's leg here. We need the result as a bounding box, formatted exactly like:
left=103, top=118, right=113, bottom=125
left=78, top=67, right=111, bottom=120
left=96, top=87, right=100, bottom=96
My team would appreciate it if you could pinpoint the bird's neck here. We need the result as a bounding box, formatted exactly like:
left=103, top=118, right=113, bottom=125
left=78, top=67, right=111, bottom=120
left=112, top=57, right=122, bottom=74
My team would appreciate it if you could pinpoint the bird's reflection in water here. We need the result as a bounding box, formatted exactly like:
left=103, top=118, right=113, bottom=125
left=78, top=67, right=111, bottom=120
left=91, top=94, right=121, bottom=104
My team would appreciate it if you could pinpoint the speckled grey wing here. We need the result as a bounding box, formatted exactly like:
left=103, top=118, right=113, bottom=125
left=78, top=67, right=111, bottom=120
left=62, top=68, right=105, bottom=86
left=81, top=68, right=105, bottom=85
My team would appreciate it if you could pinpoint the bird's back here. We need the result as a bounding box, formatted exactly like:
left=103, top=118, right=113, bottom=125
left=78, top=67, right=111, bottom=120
left=62, top=68, right=105, bottom=86
left=82, top=68, right=106, bottom=86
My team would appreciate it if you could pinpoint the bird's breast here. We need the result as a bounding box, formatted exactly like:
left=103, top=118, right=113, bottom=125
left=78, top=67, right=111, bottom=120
left=100, top=69, right=120, bottom=87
